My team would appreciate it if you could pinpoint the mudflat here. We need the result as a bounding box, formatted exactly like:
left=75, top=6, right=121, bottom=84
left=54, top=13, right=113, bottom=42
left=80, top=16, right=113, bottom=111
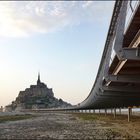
left=0, top=112, right=140, bottom=139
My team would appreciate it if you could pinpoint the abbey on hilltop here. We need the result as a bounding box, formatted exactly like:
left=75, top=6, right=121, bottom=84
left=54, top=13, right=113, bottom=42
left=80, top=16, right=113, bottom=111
left=6, top=73, right=71, bottom=111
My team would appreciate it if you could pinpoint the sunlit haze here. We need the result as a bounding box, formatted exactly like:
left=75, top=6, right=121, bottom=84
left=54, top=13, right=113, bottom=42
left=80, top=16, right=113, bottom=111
left=0, top=1, right=114, bottom=107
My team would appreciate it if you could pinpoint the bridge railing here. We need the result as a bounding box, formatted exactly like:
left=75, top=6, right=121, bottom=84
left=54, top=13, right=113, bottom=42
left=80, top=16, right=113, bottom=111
left=69, top=1, right=140, bottom=110
left=74, top=1, right=123, bottom=109
left=109, top=38, right=116, bottom=66
left=109, top=1, right=140, bottom=67
left=125, top=1, right=140, bottom=33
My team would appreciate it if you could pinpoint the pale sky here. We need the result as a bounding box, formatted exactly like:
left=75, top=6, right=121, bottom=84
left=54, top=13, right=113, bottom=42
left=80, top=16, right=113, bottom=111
left=0, top=1, right=114, bottom=107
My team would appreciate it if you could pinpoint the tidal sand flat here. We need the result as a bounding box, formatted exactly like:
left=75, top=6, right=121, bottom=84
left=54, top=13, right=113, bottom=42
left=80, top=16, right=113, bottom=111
left=0, top=112, right=139, bottom=139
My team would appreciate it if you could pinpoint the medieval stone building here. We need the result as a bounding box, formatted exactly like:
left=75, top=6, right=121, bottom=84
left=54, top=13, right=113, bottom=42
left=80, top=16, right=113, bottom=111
left=5, top=73, right=71, bottom=111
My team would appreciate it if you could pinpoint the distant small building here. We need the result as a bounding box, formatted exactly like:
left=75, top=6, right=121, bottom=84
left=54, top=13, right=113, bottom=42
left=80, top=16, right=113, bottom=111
left=5, top=105, right=12, bottom=112
left=0, top=106, right=3, bottom=112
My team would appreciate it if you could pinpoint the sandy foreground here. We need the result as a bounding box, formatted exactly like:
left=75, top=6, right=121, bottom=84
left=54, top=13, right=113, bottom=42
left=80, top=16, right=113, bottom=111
left=0, top=111, right=140, bottom=139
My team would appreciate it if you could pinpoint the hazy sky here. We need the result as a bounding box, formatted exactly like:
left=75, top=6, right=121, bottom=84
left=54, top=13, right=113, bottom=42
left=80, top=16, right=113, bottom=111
left=0, top=1, right=114, bottom=107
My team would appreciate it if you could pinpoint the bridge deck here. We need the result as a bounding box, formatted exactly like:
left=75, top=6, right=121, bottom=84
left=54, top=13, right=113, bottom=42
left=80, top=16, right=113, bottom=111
left=69, top=1, right=140, bottom=110
left=94, top=2, right=140, bottom=108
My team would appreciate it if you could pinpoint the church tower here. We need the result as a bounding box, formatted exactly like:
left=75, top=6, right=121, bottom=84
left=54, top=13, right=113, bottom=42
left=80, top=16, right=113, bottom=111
left=37, top=72, right=41, bottom=85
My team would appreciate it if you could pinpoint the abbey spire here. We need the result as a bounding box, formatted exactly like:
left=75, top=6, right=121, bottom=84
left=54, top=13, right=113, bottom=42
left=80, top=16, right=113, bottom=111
left=37, top=72, right=41, bottom=85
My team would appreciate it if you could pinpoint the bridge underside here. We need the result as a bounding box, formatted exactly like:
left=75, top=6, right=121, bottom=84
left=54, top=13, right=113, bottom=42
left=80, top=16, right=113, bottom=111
left=101, top=3, right=140, bottom=108
left=70, top=1, right=140, bottom=110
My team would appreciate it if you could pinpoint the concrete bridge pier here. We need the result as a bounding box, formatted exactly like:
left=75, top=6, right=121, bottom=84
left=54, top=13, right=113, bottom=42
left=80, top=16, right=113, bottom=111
left=131, top=108, right=133, bottom=115
left=105, top=109, right=107, bottom=116
left=114, top=108, right=116, bottom=118
left=128, top=108, right=130, bottom=122
left=99, top=109, right=101, bottom=115
left=111, top=109, right=113, bottom=114
left=119, top=108, right=121, bottom=115
left=128, top=107, right=132, bottom=122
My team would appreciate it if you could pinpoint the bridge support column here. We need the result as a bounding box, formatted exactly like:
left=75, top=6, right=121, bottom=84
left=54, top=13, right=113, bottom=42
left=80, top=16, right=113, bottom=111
left=128, top=107, right=131, bottom=122
left=99, top=109, right=100, bottom=115
left=93, top=110, right=95, bottom=114
left=111, top=109, right=113, bottom=114
left=131, top=108, right=133, bottom=116
left=119, top=108, right=121, bottom=115
left=105, top=109, right=107, bottom=116
left=114, top=108, right=116, bottom=118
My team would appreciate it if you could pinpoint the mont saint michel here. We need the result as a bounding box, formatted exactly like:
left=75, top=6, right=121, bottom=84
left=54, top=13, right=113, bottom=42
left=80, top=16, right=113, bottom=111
left=6, top=73, right=71, bottom=111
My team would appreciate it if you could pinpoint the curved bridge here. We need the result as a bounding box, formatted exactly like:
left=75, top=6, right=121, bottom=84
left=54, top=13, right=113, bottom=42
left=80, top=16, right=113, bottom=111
left=69, top=1, right=140, bottom=110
